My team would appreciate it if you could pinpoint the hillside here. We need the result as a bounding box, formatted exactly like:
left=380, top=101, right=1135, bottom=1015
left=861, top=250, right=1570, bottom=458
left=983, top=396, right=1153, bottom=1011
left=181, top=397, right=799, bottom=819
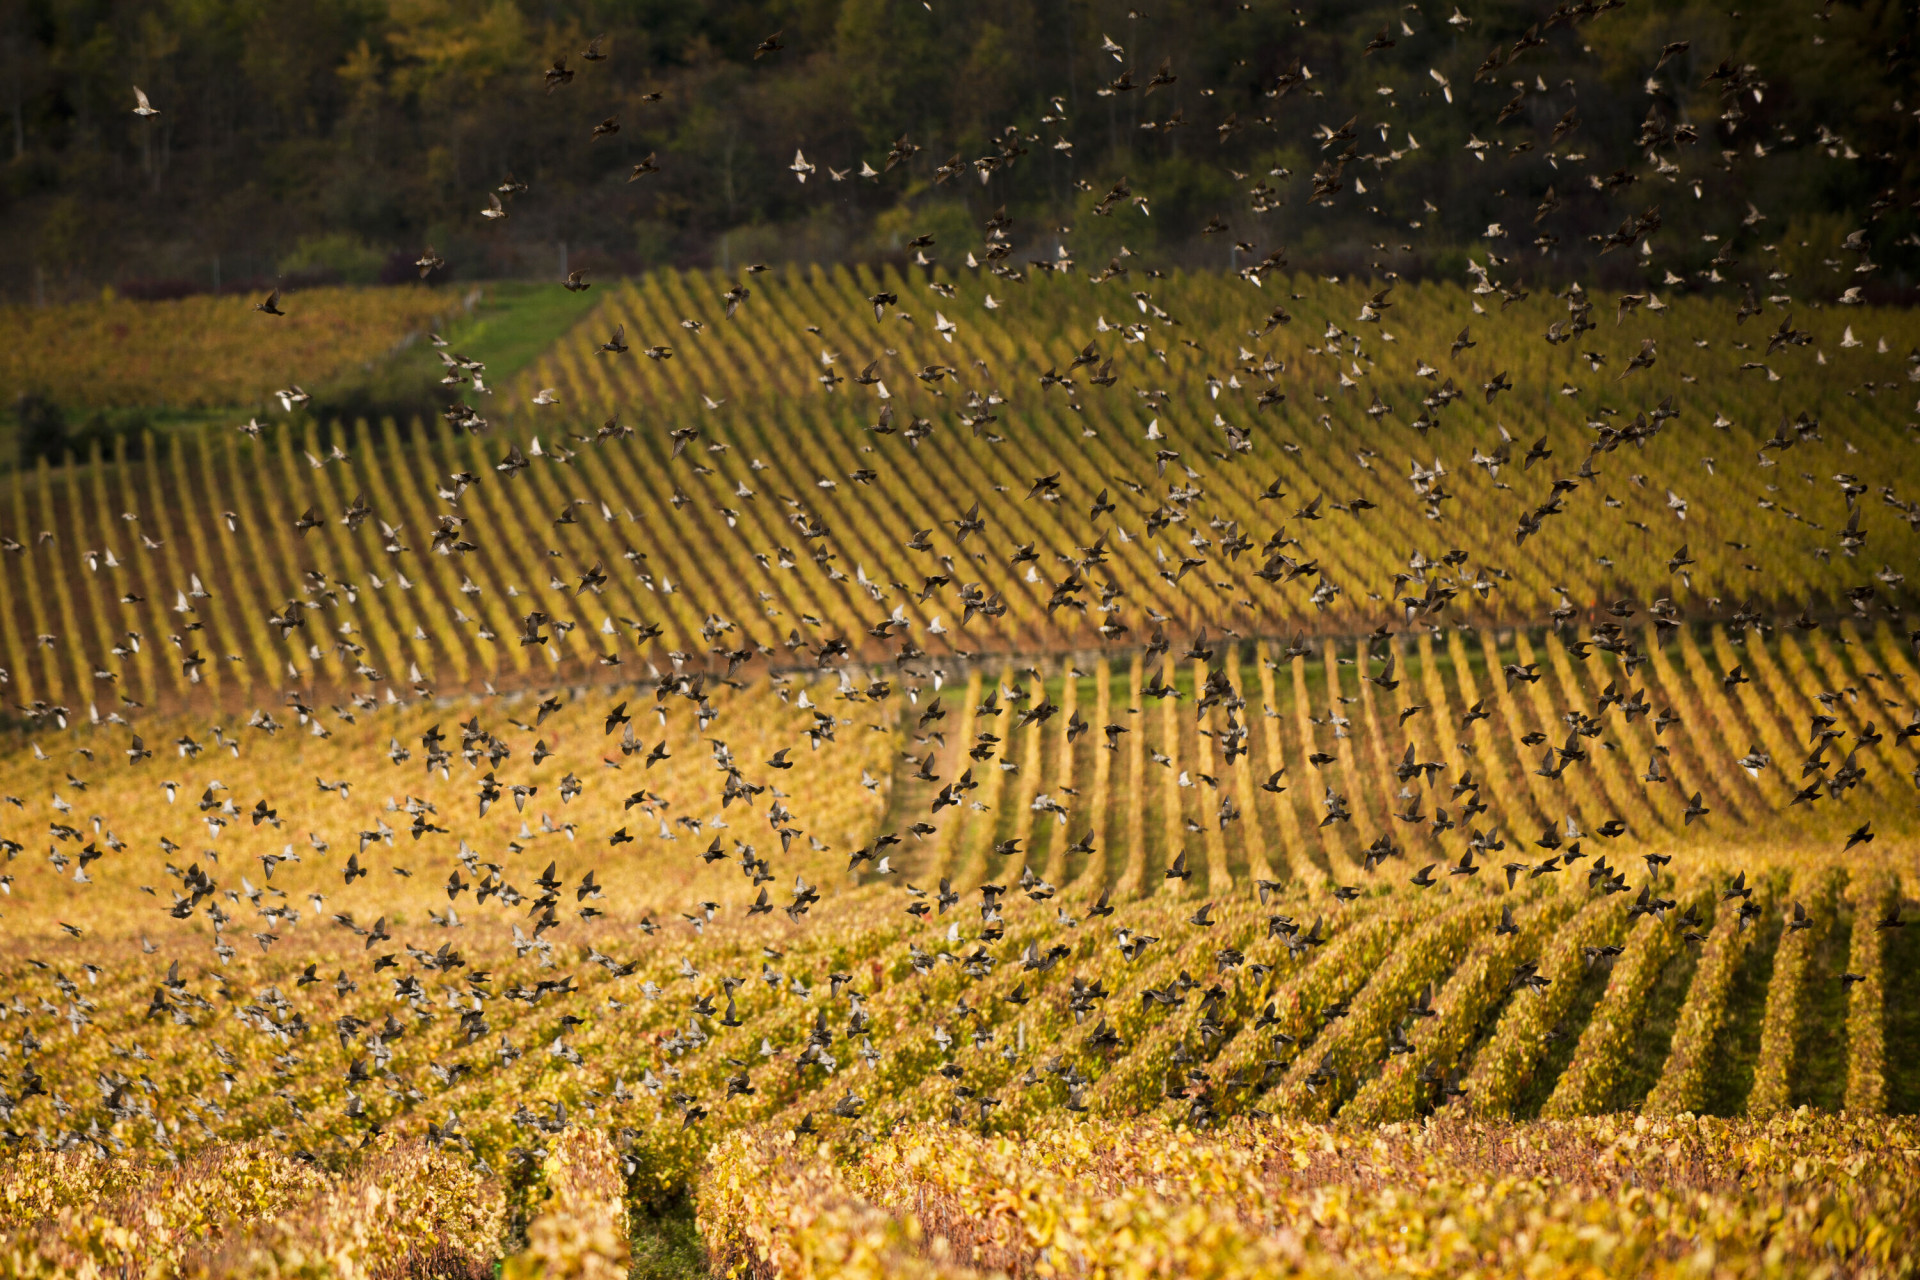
left=1, top=270, right=1916, bottom=721
left=7, top=0, right=1920, bottom=1271
left=2, top=264, right=1918, bottom=1274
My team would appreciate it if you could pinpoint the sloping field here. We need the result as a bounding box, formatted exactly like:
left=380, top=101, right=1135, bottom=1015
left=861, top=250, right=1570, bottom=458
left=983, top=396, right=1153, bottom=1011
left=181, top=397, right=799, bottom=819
left=0, top=287, right=461, bottom=411
left=0, top=638, right=1914, bottom=1272
left=2, top=269, right=1916, bottom=1274
left=0, top=271, right=1914, bottom=716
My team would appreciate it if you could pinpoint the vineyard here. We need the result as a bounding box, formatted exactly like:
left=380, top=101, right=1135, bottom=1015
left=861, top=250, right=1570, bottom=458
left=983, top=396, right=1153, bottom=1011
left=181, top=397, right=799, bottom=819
left=2, top=261, right=1920, bottom=1280
left=0, top=287, right=465, bottom=414
left=1, top=269, right=1917, bottom=718
left=702, top=1114, right=1920, bottom=1277
left=2, top=264, right=1920, bottom=1272
left=0, top=615, right=1915, bottom=1272
left=7, top=0, right=1920, bottom=1264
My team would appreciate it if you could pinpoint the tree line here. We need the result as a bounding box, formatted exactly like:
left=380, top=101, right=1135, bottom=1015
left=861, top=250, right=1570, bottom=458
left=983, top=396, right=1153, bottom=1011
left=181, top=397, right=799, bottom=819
left=0, top=0, right=1914, bottom=300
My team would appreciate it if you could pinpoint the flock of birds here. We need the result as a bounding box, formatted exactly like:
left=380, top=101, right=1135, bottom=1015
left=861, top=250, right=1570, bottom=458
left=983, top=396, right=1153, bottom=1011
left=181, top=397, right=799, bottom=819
left=22, top=6, right=1911, bottom=1142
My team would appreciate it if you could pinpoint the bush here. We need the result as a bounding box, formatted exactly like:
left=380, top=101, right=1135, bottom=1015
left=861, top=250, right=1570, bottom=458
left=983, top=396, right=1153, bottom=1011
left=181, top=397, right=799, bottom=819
left=13, top=391, right=67, bottom=467
left=120, top=277, right=209, bottom=302
left=277, top=232, right=388, bottom=286
left=307, top=359, right=444, bottom=428
left=74, top=409, right=150, bottom=461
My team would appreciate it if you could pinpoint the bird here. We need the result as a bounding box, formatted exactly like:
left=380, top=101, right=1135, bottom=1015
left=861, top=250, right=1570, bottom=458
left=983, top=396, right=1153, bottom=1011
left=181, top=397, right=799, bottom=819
left=4, top=0, right=1910, bottom=1185
left=132, top=85, right=160, bottom=117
